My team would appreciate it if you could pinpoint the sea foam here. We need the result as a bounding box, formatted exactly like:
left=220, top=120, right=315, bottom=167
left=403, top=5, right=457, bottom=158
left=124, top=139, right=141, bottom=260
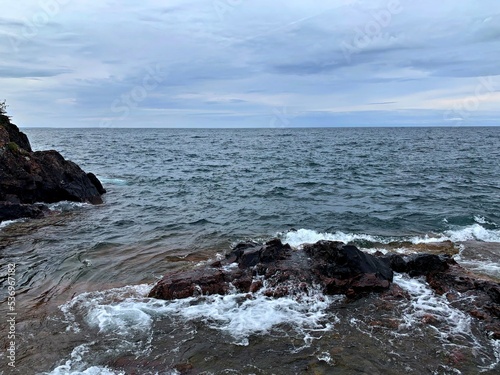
left=0, top=219, right=21, bottom=230
left=40, top=343, right=124, bottom=375
left=96, top=177, right=128, bottom=186
left=394, top=274, right=476, bottom=343
left=60, top=283, right=337, bottom=347
left=279, top=225, right=500, bottom=248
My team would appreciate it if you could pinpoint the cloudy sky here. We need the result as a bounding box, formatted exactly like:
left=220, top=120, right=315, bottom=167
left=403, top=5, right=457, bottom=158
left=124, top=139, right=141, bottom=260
left=1, top=0, right=499, bottom=128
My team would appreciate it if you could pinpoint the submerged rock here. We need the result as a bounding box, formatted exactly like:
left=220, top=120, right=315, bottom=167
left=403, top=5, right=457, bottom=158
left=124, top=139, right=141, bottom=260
left=426, top=262, right=500, bottom=339
left=0, top=114, right=105, bottom=222
left=379, top=251, right=500, bottom=338
left=382, top=240, right=459, bottom=255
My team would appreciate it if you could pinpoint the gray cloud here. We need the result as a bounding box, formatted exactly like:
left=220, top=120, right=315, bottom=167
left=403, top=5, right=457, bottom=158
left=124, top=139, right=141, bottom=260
left=1, top=0, right=499, bottom=127
left=0, top=66, right=72, bottom=78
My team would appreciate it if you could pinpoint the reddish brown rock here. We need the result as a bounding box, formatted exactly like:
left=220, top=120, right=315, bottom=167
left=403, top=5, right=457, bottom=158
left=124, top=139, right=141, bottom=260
left=149, top=238, right=500, bottom=344
left=426, top=263, right=500, bottom=337
left=148, top=268, right=229, bottom=299
left=421, top=314, right=439, bottom=325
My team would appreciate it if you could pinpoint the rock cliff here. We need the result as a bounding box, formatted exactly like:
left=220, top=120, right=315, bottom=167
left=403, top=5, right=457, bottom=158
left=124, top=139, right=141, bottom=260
left=0, top=114, right=105, bottom=222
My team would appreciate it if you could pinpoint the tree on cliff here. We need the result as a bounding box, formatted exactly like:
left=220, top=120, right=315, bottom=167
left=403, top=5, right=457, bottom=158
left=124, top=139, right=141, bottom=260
left=0, top=100, right=7, bottom=115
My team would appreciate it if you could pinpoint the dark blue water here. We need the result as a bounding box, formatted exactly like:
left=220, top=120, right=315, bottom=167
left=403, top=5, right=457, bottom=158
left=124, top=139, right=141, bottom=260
left=24, top=127, right=500, bottom=241
left=1, top=127, right=500, bottom=374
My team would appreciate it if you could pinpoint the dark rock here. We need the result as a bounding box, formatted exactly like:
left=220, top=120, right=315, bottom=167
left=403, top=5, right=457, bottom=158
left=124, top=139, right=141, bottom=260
left=381, top=253, right=407, bottom=273
left=405, top=254, right=450, bottom=276
left=0, top=149, right=104, bottom=205
left=231, top=275, right=253, bottom=292
left=304, top=241, right=393, bottom=296
left=0, top=202, right=49, bottom=221
left=87, top=172, right=107, bottom=195
left=0, top=115, right=32, bottom=151
left=209, top=260, right=222, bottom=268
left=227, top=239, right=291, bottom=269
left=0, top=115, right=105, bottom=222
left=380, top=252, right=450, bottom=276
left=0, top=124, right=10, bottom=146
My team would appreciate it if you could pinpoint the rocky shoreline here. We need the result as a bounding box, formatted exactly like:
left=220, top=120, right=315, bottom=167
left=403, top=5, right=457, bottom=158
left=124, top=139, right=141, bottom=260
left=0, top=114, right=105, bottom=222
left=149, top=238, right=500, bottom=340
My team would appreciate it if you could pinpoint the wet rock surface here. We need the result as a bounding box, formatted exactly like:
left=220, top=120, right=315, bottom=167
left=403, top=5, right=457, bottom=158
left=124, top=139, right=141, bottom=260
left=0, top=201, right=49, bottom=222
left=304, top=240, right=393, bottom=297
left=149, top=239, right=394, bottom=300
left=426, top=261, right=500, bottom=339
left=379, top=251, right=500, bottom=338
left=150, top=239, right=500, bottom=339
left=380, top=252, right=450, bottom=276
left=0, top=114, right=105, bottom=222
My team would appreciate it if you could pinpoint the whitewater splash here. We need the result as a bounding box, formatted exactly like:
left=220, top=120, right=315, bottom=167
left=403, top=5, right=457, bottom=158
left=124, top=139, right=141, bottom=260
left=394, top=274, right=475, bottom=342
left=279, top=224, right=500, bottom=248
left=44, top=267, right=500, bottom=374
left=47, top=201, right=92, bottom=212
left=0, top=219, right=22, bottom=230
left=395, top=274, right=500, bottom=371
left=51, top=282, right=338, bottom=374
left=40, top=343, right=123, bottom=375
left=96, top=177, right=128, bottom=186
left=62, top=283, right=336, bottom=346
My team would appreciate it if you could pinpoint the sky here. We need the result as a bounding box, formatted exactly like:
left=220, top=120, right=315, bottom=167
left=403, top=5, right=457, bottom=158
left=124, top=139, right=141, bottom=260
left=1, top=0, right=499, bottom=128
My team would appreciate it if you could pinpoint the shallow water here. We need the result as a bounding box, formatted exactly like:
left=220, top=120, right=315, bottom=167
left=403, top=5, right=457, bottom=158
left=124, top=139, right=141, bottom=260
left=1, top=127, right=499, bottom=374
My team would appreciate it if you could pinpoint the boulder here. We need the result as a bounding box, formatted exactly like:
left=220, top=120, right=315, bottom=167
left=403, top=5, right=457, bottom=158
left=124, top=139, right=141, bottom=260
left=380, top=253, right=450, bottom=276
left=304, top=241, right=393, bottom=295
left=227, top=238, right=291, bottom=268
left=149, top=268, right=229, bottom=300
left=405, top=253, right=450, bottom=276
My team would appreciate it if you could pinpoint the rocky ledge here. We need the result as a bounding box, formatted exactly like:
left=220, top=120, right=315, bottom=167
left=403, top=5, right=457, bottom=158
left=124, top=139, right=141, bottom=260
left=149, top=239, right=500, bottom=338
left=0, top=114, right=105, bottom=222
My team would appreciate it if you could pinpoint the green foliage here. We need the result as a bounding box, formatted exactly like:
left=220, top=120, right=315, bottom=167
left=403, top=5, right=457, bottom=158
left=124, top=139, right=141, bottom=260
left=6, top=142, right=19, bottom=153
left=0, top=99, right=7, bottom=115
